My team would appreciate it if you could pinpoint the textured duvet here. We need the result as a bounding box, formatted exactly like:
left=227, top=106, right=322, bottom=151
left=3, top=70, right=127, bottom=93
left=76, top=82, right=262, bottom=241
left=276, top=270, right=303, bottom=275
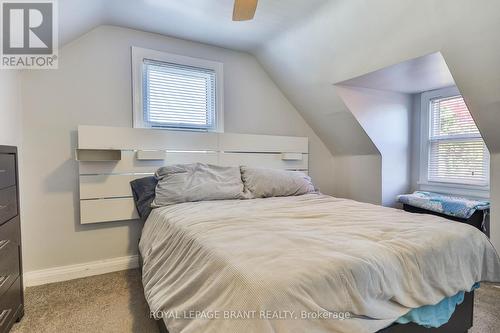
left=139, top=194, right=500, bottom=333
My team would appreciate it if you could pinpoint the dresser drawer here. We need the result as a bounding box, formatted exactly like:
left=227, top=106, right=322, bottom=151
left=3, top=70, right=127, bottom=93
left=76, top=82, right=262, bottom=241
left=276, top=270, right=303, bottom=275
left=0, top=277, right=22, bottom=333
left=0, top=216, right=20, bottom=245
left=0, top=155, right=16, bottom=191
left=0, top=239, right=20, bottom=297
left=0, top=187, right=17, bottom=226
left=0, top=217, right=21, bottom=297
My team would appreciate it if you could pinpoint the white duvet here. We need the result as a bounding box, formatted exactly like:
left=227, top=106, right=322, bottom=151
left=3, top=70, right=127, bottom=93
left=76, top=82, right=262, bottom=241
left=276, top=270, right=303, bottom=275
left=139, top=194, right=500, bottom=333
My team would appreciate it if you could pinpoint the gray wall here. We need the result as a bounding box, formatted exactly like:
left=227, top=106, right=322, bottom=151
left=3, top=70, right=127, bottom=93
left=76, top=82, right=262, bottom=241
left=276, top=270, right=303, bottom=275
left=332, top=154, right=382, bottom=205
left=409, top=94, right=421, bottom=192
left=20, top=25, right=335, bottom=272
left=336, top=86, right=412, bottom=207
left=0, top=71, right=22, bottom=146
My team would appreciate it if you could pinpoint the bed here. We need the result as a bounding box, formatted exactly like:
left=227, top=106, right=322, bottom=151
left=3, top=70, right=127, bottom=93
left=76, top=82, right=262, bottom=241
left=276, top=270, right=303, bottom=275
left=75, top=126, right=499, bottom=332
left=138, top=194, right=500, bottom=333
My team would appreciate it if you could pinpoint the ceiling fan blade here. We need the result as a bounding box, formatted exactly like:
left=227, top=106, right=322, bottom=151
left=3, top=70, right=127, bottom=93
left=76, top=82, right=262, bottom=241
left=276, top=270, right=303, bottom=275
left=233, top=0, right=258, bottom=21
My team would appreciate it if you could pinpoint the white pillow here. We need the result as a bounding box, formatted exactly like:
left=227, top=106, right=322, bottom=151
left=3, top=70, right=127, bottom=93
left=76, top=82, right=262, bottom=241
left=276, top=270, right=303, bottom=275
left=240, top=166, right=316, bottom=198
left=152, top=163, right=245, bottom=207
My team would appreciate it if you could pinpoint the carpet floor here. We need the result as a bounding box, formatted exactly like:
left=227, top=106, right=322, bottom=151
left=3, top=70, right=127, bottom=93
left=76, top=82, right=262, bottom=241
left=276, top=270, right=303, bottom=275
left=10, top=269, right=500, bottom=333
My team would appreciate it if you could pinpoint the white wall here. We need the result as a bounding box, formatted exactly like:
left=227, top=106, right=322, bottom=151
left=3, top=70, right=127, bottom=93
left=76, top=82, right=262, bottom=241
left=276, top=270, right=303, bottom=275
left=0, top=71, right=22, bottom=146
left=335, top=86, right=411, bottom=207
left=20, top=25, right=335, bottom=272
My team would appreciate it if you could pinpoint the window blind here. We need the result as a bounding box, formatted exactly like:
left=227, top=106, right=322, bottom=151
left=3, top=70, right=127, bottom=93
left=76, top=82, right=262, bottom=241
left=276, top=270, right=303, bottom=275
left=143, top=59, right=216, bottom=130
left=428, top=95, right=489, bottom=185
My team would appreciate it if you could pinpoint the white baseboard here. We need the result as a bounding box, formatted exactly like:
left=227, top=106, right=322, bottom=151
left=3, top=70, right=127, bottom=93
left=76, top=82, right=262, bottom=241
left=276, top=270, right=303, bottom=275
left=23, top=255, right=139, bottom=287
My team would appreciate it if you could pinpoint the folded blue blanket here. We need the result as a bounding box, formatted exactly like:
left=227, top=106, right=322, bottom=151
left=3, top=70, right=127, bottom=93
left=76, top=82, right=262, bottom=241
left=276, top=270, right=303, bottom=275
left=397, top=191, right=489, bottom=219
left=396, top=283, right=480, bottom=328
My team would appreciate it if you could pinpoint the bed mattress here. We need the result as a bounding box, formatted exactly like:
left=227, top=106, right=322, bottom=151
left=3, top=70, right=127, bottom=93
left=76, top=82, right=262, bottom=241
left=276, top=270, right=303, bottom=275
left=139, top=194, right=500, bottom=333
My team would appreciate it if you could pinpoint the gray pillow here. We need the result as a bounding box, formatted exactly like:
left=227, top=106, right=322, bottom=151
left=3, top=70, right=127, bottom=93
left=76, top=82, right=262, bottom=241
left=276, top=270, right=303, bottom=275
left=130, top=176, right=158, bottom=221
left=241, top=166, right=316, bottom=198
left=152, top=163, right=245, bottom=207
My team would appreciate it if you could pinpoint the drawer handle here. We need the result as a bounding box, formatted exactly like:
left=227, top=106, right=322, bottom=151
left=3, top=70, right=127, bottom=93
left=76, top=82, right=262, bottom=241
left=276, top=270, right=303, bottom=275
left=0, top=205, right=7, bottom=210
left=0, top=240, right=9, bottom=251
left=0, top=275, right=9, bottom=289
left=0, top=170, right=5, bottom=173
left=0, top=308, right=12, bottom=327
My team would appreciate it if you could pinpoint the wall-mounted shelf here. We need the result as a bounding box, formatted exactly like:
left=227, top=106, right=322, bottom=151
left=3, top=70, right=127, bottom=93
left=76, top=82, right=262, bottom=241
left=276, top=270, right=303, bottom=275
left=136, top=150, right=166, bottom=160
left=281, top=153, right=303, bottom=161
left=76, top=149, right=122, bottom=161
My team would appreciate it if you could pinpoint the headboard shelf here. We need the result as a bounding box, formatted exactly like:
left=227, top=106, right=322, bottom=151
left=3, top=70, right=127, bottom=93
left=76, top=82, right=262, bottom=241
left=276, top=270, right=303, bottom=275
left=136, top=150, right=167, bottom=160
left=281, top=153, right=303, bottom=161
left=76, top=149, right=121, bottom=161
left=76, top=126, right=309, bottom=224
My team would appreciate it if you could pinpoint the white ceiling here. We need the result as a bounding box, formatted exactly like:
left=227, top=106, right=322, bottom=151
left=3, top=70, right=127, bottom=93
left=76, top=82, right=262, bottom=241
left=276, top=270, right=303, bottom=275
left=337, top=52, right=456, bottom=94
left=59, top=0, right=329, bottom=50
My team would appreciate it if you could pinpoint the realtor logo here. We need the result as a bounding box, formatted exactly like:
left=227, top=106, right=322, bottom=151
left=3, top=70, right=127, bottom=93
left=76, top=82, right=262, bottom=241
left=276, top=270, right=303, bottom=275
left=1, top=0, right=58, bottom=68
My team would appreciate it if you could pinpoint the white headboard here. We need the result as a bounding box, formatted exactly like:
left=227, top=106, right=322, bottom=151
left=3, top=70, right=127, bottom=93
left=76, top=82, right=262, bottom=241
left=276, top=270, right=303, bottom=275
left=77, top=126, right=309, bottom=224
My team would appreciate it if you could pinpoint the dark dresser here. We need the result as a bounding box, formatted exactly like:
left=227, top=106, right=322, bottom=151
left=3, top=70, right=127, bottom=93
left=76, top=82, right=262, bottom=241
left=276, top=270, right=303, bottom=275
left=0, top=146, right=23, bottom=333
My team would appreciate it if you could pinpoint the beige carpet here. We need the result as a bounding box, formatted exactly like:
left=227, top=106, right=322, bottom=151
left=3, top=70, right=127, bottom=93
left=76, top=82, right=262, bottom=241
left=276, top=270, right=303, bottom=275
left=12, top=269, right=159, bottom=333
left=11, top=269, right=500, bottom=333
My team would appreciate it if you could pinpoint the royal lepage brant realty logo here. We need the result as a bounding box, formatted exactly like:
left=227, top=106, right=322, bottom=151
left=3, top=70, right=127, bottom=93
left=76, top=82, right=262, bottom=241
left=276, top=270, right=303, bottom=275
left=1, top=0, right=57, bottom=68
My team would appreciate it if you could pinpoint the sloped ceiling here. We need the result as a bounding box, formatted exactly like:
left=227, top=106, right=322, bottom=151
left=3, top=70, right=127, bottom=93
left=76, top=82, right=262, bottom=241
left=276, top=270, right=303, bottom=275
left=59, top=0, right=328, bottom=50
left=339, top=52, right=455, bottom=94
left=60, top=0, right=500, bottom=155
left=256, top=0, right=500, bottom=155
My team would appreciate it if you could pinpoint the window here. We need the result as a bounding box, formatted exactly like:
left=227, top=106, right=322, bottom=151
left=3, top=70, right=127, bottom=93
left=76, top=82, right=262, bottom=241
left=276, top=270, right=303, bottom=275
left=420, top=87, right=489, bottom=190
left=132, top=47, right=223, bottom=131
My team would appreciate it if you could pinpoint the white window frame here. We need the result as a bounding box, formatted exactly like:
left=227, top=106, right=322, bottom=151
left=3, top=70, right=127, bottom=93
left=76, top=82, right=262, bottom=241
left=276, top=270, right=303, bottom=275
left=131, top=46, right=224, bottom=132
left=418, top=86, right=490, bottom=198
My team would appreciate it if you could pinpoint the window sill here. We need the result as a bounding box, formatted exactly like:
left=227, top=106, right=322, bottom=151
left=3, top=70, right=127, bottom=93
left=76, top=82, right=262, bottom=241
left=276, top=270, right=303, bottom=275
left=417, top=181, right=490, bottom=200
left=149, top=126, right=214, bottom=132
left=136, top=124, right=223, bottom=133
